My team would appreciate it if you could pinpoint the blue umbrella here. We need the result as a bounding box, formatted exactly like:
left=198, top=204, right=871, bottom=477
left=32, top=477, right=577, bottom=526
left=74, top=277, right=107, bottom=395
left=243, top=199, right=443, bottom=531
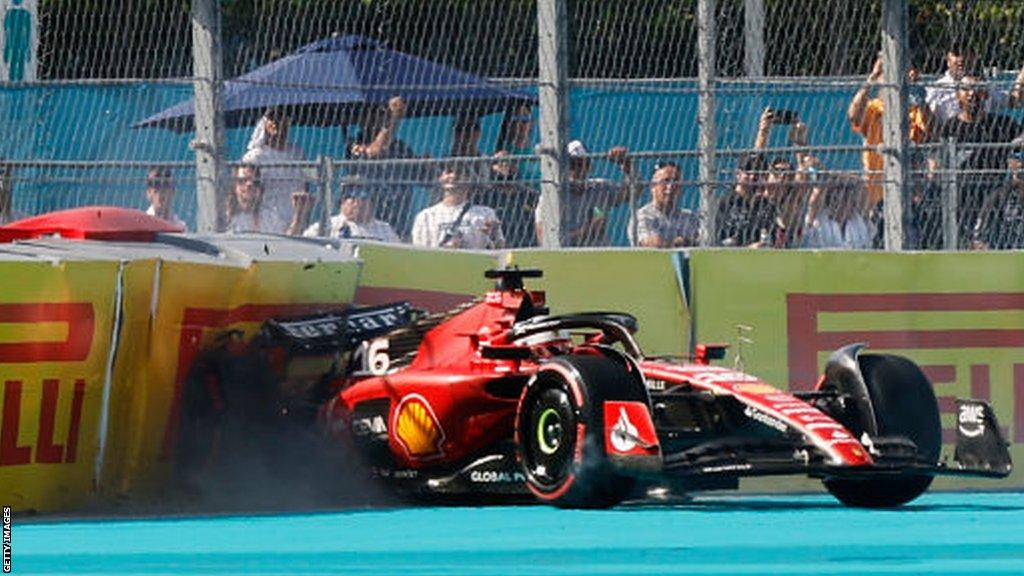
left=135, top=35, right=534, bottom=132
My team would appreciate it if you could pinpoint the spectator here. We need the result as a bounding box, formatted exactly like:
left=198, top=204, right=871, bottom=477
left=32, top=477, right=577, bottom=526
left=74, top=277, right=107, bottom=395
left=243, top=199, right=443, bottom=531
left=224, top=163, right=308, bottom=235
left=848, top=57, right=931, bottom=207
left=926, top=46, right=1024, bottom=123
left=971, top=150, right=1024, bottom=250
left=534, top=139, right=638, bottom=247
left=937, top=74, right=1024, bottom=245
left=411, top=166, right=504, bottom=249
left=475, top=150, right=539, bottom=247
left=347, top=96, right=429, bottom=236
left=241, top=108, right=311, bottom=225
left=765, top=155, right=813, bottom=249
left=451, top=115, right=489, bottom=184
left=803, top=175, right=874, bottom=249
left=0, top=162, right=25, bottom=225
left=143, top=167, right=186, bottom=229
left=303, top=178, right=400, bottom=242
left=495, top=104, right=538, bottom=182
left=628, top=162, right=698, bottom=248
left=716, top=112, right=779, bottom=248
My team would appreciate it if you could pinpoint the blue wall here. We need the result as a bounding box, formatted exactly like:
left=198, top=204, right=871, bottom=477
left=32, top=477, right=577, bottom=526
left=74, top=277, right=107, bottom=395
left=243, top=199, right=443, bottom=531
left=0, top=80, right=906, bottom=240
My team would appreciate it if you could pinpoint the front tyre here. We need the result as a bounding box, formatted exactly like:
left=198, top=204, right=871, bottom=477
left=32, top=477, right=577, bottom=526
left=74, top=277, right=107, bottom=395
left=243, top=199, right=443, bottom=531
left=516, top=354, right=642, bottom=508
left=824, top=353, right=941, bottom=508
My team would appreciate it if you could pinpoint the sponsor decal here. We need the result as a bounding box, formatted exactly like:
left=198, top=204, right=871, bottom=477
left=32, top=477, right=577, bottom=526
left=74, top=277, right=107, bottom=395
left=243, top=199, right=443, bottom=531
left=352, top=415, right=387, bottom=437
left=646, top=379, right=667, bottom=391
left=1, top=379, right=86, bottom=467
left=469, top=470, right=526, bottom=484
left=743, top=405, right=788, bottom=433
left=603, top=401, right=659, bottom=456
left=393, top=394, right=445, bottom=460
left=958, top=403, right=986, bottom=438
left=733, top=383, right=780, bottom=395
left=701, top=463, right=753, bottom=473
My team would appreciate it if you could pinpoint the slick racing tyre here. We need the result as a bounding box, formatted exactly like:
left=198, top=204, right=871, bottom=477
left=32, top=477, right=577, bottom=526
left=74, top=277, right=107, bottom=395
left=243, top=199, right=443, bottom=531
left=824, top=353, right=942, bottom=508
left=515, top=354, right=647, bottom=509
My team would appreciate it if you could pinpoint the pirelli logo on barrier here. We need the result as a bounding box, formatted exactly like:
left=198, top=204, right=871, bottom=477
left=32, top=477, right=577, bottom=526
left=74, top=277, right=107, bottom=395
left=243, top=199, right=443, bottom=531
left=0, top=303, right=94, bottom=467
left=787, top=293, right=1024, bottom=443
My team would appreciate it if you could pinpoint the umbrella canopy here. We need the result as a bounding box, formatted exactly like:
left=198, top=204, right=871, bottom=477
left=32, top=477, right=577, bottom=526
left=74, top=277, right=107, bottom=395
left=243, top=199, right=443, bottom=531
left=0, top=206, right=184, bottom=242
left=135, top=35, right=534, bottom=132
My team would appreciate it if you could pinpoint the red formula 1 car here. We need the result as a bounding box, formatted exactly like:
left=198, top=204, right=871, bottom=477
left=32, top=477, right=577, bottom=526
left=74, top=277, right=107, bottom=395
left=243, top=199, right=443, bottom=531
left=196, top=268, right=1012, bottom=508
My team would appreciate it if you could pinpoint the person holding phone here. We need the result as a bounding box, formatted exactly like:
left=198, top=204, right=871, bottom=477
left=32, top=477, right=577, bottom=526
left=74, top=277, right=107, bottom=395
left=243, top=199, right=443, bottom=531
left=848, top=57, right=932, bottom=208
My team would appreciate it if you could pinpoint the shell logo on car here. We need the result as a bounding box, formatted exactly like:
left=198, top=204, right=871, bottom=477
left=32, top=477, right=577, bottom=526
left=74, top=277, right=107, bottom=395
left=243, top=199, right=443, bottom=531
left=393, top=394, right=445, bottom=459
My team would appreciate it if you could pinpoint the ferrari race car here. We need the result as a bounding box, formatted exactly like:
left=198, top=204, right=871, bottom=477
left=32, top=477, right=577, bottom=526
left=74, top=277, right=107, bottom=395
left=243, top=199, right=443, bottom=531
left=183, top=268, right=1011, bottom=509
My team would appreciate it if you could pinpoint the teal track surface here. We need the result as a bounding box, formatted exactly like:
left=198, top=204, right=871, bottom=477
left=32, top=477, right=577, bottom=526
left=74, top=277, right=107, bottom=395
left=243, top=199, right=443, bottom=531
left=13, top=493, right=1024, bottom=575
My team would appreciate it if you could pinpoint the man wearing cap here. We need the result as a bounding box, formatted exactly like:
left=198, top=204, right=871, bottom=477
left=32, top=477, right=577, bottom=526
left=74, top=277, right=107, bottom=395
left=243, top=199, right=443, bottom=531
left=971, top=149, right=1024, bottom=250
left=143, top=167, right=187, bottom=229
left=534, top=139, right=638, bottom=247
left=303, top=179, right=399, bottom=242
left=412, top=165, right=505, bottom=249
left=628, top=162, right=699, bottom=248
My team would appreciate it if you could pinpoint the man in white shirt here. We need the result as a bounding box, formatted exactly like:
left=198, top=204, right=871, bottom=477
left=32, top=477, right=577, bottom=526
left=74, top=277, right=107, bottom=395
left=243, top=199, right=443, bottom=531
left=303, top=180, right=399, bottom=242
left=241, top=108, right=311, bottom=226
left=143, top=167, right=186, bottom=230
left=412, top=166, right=504, bottom=249
left=926, top=47, right=1024, bottom=122
left=628, top=162, right=699, bottom=248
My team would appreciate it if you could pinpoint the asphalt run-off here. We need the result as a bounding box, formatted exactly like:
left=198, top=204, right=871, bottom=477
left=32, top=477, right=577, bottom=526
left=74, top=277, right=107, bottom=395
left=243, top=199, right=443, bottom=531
left=12, top=492, right=1024, bottom=575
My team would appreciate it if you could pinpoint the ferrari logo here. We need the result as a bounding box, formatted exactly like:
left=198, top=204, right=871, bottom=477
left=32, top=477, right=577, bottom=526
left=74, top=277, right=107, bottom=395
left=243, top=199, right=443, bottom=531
left=393, top=394, right=445, bottom=459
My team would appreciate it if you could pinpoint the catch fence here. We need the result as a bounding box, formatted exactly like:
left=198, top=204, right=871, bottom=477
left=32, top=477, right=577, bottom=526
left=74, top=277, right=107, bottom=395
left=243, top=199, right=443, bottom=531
left=2, top=1, right=1023, bottom=251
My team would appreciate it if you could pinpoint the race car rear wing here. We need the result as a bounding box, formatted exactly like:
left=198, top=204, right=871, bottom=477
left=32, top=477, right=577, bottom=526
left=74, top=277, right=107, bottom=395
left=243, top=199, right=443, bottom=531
left=261, top=302, right=418, bottom=354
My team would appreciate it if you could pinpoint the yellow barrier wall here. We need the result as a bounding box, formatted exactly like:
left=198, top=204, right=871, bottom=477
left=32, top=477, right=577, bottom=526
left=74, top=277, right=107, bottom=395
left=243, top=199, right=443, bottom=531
left=688, top=249, right=1024, bottom=490
left=0, top=261, right=119, bottom=511
left=353, top=243, right=497, bottom=311
left=112, top=258, right=361, bottom=495
left=351, top=244, right=691, bottom=356
left=510, top=250, right=690, bottom=356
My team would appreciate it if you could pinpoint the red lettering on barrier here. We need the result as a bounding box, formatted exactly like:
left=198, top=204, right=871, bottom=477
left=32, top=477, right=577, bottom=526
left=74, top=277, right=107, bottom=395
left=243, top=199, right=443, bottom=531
left=787, top=293, right=1024, bottom=391
left=65, top=379, right=84, bottom=463
left=35, top=379, right=63, bottom=464
left=0, top=381, right=31, bottom=466
left=0, top=379, right=88, bottom=466
left=970, top=365, right=990, bottom=401
left=159, top=303, right=348, bottom=460
left=0, top=303, right=95, bottom=363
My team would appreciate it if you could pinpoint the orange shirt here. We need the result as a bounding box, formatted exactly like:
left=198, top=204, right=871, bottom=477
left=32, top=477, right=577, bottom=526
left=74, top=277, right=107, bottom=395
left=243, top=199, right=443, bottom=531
left=853, top=98, right=928, bottom=205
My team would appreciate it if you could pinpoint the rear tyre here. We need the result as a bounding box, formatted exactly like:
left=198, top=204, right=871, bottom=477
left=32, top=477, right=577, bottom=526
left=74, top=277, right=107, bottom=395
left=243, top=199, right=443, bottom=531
left=824, top=353, right=941, bottom=508
left=515, top=354, right=645, bottom=508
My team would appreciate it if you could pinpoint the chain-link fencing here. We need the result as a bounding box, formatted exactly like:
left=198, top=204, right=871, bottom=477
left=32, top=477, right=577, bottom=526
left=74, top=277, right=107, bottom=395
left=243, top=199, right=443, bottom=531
left=3, top=1, right=1024, bottom=250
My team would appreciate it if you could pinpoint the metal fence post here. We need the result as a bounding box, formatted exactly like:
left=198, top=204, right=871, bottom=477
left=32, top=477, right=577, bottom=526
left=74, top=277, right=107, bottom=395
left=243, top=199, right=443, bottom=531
left=698, top=0, right=718, bottom=247
left=536, top=0, right=567, bottom=249
left=744, top=0, right=765, bottom=78
left=191, top=0, right=225, bottom=233
left=318, top=155, right=333, bottom=238
left=881, top=0, right=908, bottom=251
left=943, top=139, right=959, bottom=249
